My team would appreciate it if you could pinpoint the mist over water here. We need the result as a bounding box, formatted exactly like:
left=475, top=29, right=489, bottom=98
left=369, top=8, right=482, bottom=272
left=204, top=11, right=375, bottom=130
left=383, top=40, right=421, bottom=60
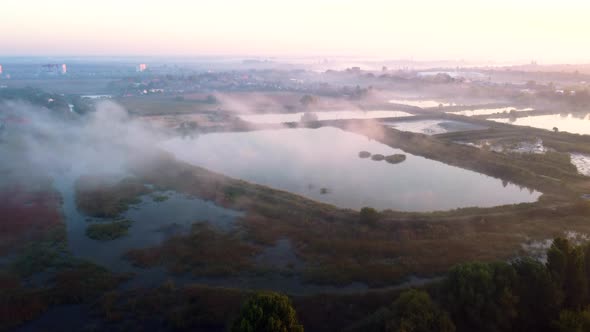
left=161, top=127, right=540, bottom=211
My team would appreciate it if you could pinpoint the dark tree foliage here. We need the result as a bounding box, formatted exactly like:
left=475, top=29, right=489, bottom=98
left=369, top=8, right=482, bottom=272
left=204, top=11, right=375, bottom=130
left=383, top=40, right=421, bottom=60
left=231, top=291, right=303, bottom=332
left=511, top=258, right=562, bottom=332
left=359, top=207, right=379, bottom=227
left=547, top=237, right=589, bottom=310
left=347, top=289, right=454, bottom=332
left=385, top=289, right=455, bottom=332
left=442, top=262, right=518, bottom=332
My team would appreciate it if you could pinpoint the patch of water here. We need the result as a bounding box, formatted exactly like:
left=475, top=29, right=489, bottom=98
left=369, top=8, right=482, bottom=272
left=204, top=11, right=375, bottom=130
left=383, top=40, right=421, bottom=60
left=570, top=153, right=590, bottom=176
left=53, top=176, right=243, bottom=274
left=387, top=99, right=456, bottom=108
left=382, top=119, right=487, bottom=135
left=448, top=107, right=533, bottom=117
left=239, top=110, right=413, bottom=124
left=490, top=113, right=590, bottom=135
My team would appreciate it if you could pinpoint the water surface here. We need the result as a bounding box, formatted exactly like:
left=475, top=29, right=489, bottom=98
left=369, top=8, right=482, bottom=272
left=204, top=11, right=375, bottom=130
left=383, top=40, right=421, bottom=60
left=161, top=127, right=540, bottom=211
left=387, top=99, right=455, bottom=108
left=448, top=107, right=533, bottom=117
left=490, top=113, right=590, bottom=135
left=54, top=176, right=242, bottom=272
left=239, top=110, right=412, bottom=124
left=381, top=119, right=487, bottom=135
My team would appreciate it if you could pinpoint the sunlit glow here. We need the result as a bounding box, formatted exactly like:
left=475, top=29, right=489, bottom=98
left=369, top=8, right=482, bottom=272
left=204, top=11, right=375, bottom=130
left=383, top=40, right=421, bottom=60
left=1, top=0, right=590, bottom=62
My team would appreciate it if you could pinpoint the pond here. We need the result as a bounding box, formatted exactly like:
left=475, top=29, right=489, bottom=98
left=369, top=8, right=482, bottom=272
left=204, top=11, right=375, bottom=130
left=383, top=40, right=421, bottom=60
left=381, top=119, right=487, bottom=135
left=161, top=127, right=540, bottom=211
left=490, top=113, right=590, bottom=135
left=448, top=107, right=533, bottom=117
left=239, top=110, right=413, bottom=124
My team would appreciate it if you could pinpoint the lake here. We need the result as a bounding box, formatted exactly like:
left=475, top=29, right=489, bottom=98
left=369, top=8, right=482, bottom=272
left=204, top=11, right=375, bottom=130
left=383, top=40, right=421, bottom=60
left=239, top=110, right=412, bottom=124
left=161, top=127, right=540, bottom=211
left=490, top=113, right=590, bottom=135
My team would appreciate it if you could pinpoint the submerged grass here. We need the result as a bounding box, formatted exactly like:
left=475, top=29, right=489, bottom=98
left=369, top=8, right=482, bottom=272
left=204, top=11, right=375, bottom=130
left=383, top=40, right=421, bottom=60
left=75, top=176, right=151, bottom=218
left=86, top=219, right=133, bottom=241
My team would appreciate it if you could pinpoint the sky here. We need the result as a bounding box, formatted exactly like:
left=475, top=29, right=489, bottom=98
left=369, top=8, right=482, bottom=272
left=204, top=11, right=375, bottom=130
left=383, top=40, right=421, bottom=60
left=1, top=0, right=590, bottom=63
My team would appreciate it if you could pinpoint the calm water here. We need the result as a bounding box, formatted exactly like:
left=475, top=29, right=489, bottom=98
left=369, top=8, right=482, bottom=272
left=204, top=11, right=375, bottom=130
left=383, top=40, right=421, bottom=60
left=161, top=127, right=540, bottom=211
left=239, top=110, right=412, bottom=124
left=381, top=119, right=487, bottom=135
left=448, top=107, right=533, bottom=117
left=54, top=176, right=242, bottom=272
left=387, top=99, right=455, bottom=108
left=491, top=113, right=590, bottom=135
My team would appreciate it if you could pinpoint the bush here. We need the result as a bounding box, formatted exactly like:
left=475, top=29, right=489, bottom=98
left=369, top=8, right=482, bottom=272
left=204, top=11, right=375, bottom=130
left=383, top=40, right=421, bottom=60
left=358, top=151, right=371, bottom=158
left=231, top=291, right=303, bottom=332
left=385, top=154, right=407, bottom=164
left=360, top=207, right=379, bottom=227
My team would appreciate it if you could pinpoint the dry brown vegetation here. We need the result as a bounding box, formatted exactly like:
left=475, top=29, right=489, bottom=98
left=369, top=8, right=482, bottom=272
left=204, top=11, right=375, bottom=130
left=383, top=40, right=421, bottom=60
left=124, top=146, right=590, bottom=287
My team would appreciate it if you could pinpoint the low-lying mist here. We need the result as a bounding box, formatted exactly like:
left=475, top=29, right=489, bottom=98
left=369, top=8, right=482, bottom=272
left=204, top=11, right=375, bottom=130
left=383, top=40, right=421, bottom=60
left=1, top=100, right=160, bottom=185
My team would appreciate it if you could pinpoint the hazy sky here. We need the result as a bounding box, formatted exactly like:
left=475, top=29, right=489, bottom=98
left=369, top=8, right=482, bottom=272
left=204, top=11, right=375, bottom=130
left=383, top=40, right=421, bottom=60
left=2, top=0, right=590, bottom=63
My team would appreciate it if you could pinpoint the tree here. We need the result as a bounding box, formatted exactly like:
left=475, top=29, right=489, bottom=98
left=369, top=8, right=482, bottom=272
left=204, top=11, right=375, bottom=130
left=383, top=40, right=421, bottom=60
left=554, top=127, right=559, bottom=133
left=385, top=289, right=455, bottom=332
left=442, top=262, right=518, bottom=332
left=359, top=207, right=379, bottom=227
left=348, top=290, right=454, bottom=332
left=512, top=258, right=562, bottom=332
left=299, top=95, right=318, bottom=107
left=231, top=291, right=303, bottom=332
left=555, top=308, right=590, bottom=332
left=547, top=238, right=588, bottom=309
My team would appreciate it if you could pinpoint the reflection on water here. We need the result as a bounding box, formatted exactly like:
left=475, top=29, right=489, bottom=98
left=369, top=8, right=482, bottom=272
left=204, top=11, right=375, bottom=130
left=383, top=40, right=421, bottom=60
left=381, top=120, right=487, bottom=135
left=239, top=110, right=413, bottom=124
left=54, top=176, right=242, bottom=272
left=388, top=99, right=455, bottom=108
left=448, top=107, right=533, bottom=117
left=571, top=153, right=590, bottom=176
left=491, top=113, right=590, bottom=135
left=161, top=127, right=540, bottom=211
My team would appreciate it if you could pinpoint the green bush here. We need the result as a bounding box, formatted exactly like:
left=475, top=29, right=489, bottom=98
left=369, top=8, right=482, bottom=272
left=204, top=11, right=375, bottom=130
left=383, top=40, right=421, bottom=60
left=231, top=291, right=303, bottom=332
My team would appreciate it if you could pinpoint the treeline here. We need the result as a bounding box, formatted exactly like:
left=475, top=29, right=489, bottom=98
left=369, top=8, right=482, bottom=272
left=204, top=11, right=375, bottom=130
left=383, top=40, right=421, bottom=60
left=352, top=236, right=590, bottom=332
left=232, top=237, right=590, bottom=332
left=0, top=87, right=69, bottom=112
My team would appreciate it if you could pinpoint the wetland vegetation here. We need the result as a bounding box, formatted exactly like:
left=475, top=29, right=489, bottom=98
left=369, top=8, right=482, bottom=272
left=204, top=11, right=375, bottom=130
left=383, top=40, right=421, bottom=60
left=4, top=52, right=590, bottom=331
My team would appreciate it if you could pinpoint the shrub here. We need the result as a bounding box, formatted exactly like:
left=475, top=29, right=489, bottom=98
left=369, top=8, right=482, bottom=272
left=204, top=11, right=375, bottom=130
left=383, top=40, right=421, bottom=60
left=231, top=291, right=303, bottom=332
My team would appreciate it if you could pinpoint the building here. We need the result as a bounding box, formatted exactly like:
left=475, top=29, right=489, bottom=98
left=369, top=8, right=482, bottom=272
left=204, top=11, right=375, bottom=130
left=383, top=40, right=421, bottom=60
left=40, top=64, right=67, bottom=75
left=136, top=63, right=147, bottom=72
left=0, top=64, right=3, bottom=75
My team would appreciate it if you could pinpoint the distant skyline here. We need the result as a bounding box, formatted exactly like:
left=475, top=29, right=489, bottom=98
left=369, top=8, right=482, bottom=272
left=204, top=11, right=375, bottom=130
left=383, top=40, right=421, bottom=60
left=2, top=0, right=590, bottom=64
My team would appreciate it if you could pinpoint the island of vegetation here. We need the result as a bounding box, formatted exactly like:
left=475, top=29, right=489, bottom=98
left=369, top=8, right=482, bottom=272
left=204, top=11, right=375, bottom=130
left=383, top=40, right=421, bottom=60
left=358, top=151, right=371, bottom=158
left=385, top=154, right=407, bottom=164
left=371, top=154, right=385, bottom=161
left=86, top=219, right=133, bottom=241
